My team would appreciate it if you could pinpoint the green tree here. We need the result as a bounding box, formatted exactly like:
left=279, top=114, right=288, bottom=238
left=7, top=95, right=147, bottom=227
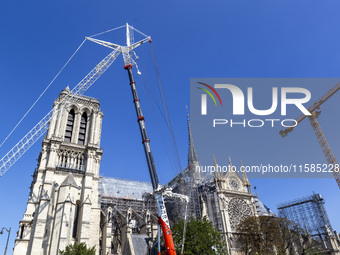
left=171, top=217, right=227, bottom=255
left=59, top=242, right=96, bottom=255
left=236, top=216, right=285, bottom=255
left=236, top=216, right=327, bottom=255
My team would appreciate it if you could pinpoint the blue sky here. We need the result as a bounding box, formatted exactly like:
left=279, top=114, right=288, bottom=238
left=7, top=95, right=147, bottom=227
left=1, top=1, right=340, bottom=253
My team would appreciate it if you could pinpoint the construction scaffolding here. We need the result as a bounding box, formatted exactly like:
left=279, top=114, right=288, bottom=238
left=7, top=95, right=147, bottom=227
left=99, top=177, right=157, bottom=214
left=98, top=177, right=159, bottom=254
left=198, top=180, right=223, bottom=232
left=170, top=178, right=202, bottom=217
left=277, top=193, right=333, bottom=239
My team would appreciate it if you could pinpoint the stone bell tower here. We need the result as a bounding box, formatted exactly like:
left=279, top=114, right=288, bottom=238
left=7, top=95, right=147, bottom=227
left=13, top=87, right=103, bottom=255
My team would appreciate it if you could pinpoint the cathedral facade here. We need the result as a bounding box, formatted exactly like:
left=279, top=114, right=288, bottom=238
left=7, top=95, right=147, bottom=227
left=13, top=89, right=273, bottom=255
left=204, top=157, right=257, bottom=254
left=13, top=88, right=104, bottom=255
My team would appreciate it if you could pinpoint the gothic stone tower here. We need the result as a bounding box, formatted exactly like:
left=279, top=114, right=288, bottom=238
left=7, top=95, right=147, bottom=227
left=213, top=157, right=257, bottom=254
left=13, top=87, right=103, bottom=255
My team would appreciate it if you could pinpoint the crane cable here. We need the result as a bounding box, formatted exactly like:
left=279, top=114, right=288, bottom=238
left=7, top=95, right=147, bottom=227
left=137, top=51, right=187, bottom=175
left=138, top=67, right=191, bottom=248
left=135, top=47, right=181, bottom=174
left=0, top=39, right=86, bottom=149
left=137, top=50, right=189, bottom=254
left=149, top=41, right=183, bottom=173
left=137, top=60, right=179, bottom=176
left=139, top=76, right=175, bottom=179
left=134, top=34, right=189, bottom=254
left=87, top=25, right=126, bottom=38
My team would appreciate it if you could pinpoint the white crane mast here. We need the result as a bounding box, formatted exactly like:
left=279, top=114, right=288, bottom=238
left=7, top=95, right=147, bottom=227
left=0, top=47, right=121, bottom=177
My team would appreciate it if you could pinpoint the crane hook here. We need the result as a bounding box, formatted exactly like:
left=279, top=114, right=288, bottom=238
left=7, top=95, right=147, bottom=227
left=133, top=51, right=139, bottom=61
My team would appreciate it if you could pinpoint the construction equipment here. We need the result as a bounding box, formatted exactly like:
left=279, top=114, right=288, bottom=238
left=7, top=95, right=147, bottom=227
left=0, top=24, right=180, bottom=254
left=278, top=193, right=333, bottom=240
left=279, top=82, right=340, bottom=189
left=87, top=23, right=181, bottom=255
left=0, top=47, right=122, bottom=177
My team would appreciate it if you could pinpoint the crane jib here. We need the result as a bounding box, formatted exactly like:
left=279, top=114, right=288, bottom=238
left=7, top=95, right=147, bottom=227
left=125, top=65, right=159, bottom=189
left=0, top=48, right=121, bottom=177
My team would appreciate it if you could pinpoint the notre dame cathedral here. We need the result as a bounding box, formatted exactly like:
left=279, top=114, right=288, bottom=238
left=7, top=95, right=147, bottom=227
left=12, top=88, right=277, bottom=255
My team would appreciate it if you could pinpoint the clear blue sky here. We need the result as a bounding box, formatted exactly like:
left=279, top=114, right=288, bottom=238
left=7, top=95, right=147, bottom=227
left=1, top=1, right=340, bottom=253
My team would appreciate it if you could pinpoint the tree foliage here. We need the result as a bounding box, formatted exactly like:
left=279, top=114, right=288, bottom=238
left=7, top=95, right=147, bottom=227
left=236, top=216, right=285, bottom=254
left=171, top=217, right=227, bottom=255
left=236, top=216, right=327, bottom=255
left=59, top=242, right=96, bottom=255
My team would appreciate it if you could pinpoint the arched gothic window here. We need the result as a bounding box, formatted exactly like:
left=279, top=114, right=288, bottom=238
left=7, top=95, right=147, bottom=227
left=78, top=112, right=87, bottom=145
left=65, top=109, right=75, bottom=143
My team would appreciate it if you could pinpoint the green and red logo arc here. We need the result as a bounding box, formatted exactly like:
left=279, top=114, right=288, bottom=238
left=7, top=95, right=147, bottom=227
left=197, top=82, right=223, bottom=106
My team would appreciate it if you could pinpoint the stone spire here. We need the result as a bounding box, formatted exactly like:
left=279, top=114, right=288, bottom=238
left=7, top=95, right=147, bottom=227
left=187, top=107, right=202, bottom=182
left=228, top=157, right=233, bottom=175
left=213, top=154, right=217, bottom=167
left=213, top=155, right=223, bottom=191
left=60, top=85, right=70, bottom=95
left=213, top=154, right=221, bottom=179
left=240, top=161, right=251, bottom=188
left=187, top=107, right=199, bottom=164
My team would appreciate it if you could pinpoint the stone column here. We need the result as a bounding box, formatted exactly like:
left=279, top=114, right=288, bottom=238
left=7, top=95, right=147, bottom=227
left=28, top=170, right=53, bottom=254
left=72, top=112, right=81, bottom=144
left=102, top=207, right=112, bottom=255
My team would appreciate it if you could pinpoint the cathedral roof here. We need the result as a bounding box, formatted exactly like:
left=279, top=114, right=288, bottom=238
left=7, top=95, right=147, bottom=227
left=99, top=176, right=153, bottom=200
left=254, top=196, right=275, bottom=216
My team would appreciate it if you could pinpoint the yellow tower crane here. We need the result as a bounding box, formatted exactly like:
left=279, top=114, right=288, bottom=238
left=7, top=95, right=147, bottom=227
left=279, top=83, right=340, bottom=189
